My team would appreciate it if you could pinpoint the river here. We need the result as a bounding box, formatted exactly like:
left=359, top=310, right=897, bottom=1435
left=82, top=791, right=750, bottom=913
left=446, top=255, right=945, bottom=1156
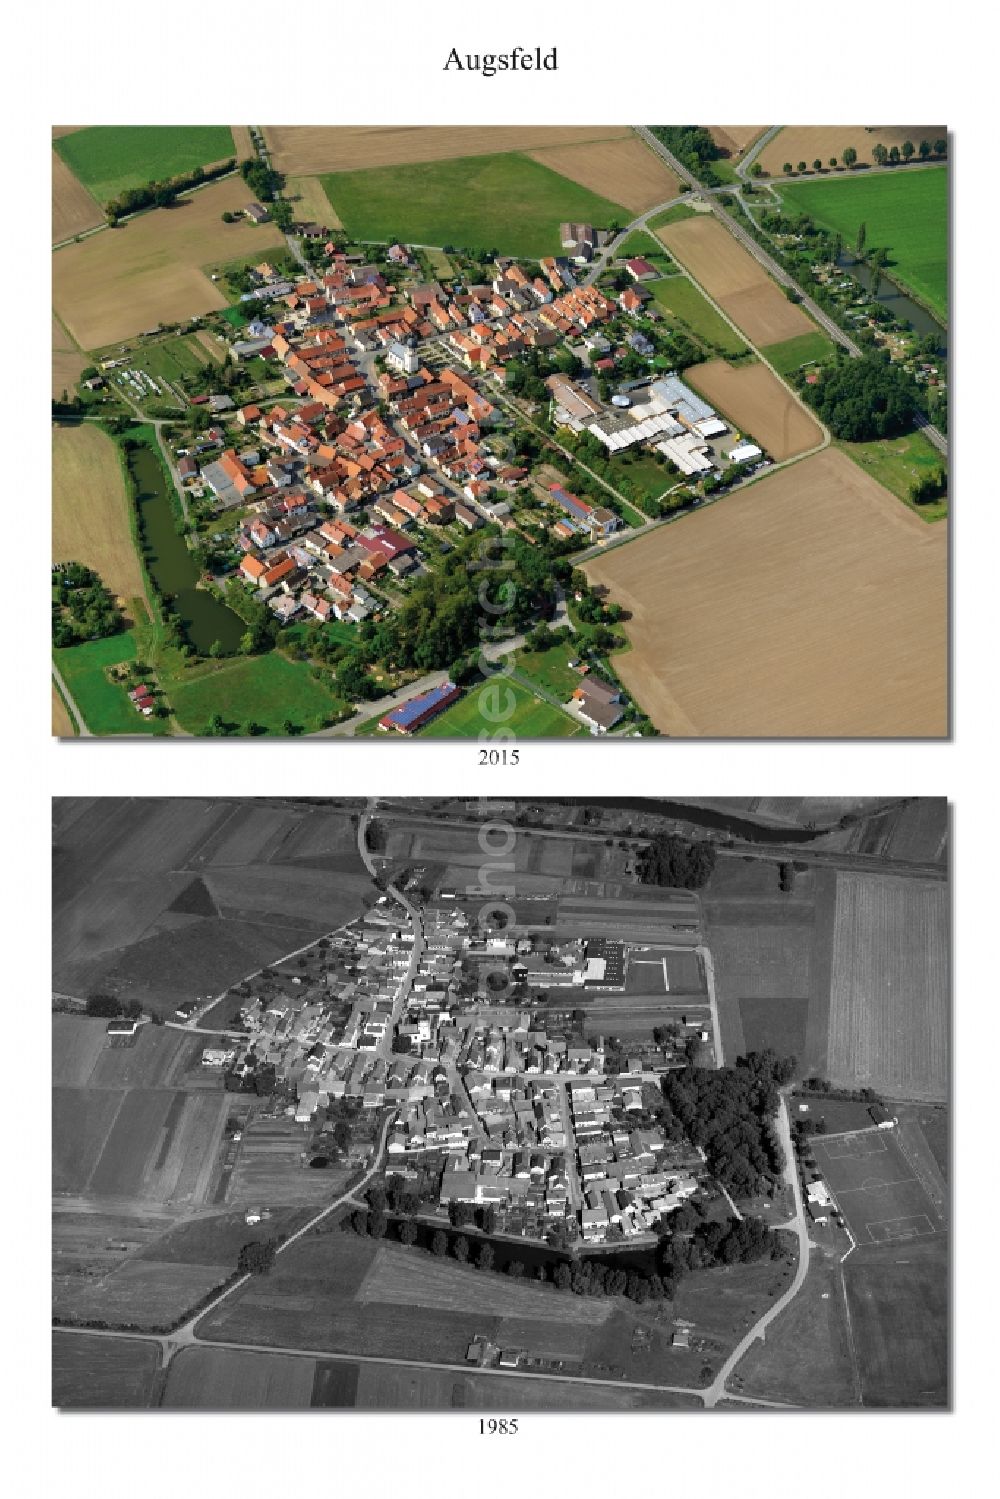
left=127, top=440, right=245, bottom=656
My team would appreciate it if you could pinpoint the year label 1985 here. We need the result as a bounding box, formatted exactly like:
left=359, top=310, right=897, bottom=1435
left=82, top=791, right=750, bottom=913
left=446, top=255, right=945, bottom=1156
left=479, top=1418, right=519, bottom=1434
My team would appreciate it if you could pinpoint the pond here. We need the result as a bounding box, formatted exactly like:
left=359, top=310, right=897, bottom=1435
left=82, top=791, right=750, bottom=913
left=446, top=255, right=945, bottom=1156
left=835, top=253, right=947, bottom=354
left=127, top=439, right=245, bottom=656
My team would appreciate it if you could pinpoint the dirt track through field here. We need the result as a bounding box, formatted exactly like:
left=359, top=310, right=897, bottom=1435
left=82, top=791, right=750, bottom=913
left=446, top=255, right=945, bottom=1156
left=756, top=126, right=947, bottom=177
left=585, top=447, right=946, bottom=737
left=656, top=216, right=815, bottom=345
left=708, top=127, right=765, bottom=156
left=262, top=125, right=632, bottom=177
left=529, top=136, right=679, bottom=213
left=686, top=359, right=822, bottom=460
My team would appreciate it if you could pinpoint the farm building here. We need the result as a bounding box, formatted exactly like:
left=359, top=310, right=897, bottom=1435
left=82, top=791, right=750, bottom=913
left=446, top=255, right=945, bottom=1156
left=379, top=681, right=462, bottom=734
left=727, top=442, right=763, bottom=464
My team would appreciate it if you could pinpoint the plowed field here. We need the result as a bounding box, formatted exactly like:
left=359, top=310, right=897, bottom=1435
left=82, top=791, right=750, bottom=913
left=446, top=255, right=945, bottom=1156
left=686, top=359, right=822, bottom=459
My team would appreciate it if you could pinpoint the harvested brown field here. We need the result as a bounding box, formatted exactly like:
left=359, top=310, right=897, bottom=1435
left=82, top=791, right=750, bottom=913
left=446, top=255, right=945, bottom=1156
left=708, top=127, right=766, bottom=157
left=52, top=421, right=147, bottom=605
left=53, top=177, right=285, bottom=349
left=54, top=1257, right=228, bottom=1325
left=688, top=359, right=821, bottom=459
left=827, top=872, right=948, bottom=1100
left=656, top=216, right=815, bottom=345
left=230, top=125, right=254, bottom=161
left=585, top=447, right=947, bottom=737
left=52, top=147, right=104, bottom=243
left=686, top=359, right=822, bottom=459
left=529, top=136, right=679, bottom=214
left=757, top=126, right=947, bottom=178
left=163, top=1346, right=316, bottom=1409
left=262, top=125, right=632, bottom=177
left=52, top=1332, right=160, bottom=1409
left=52, top=683, right=75, bottom=737
left=286, top=174, right=343, bottom=229
left=52, top=311, right=88, bottom=399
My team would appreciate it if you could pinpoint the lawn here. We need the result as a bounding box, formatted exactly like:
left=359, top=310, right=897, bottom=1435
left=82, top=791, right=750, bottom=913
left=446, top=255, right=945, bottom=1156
left=615, top=231, right=675, bottom=268
left=420, top=677, right=583, bottom=738
left=649, top=275, right=748, bottom=356
left=166, top=650, right=347, bottom=735
left=321, top=152, right=628, bottom=258
left=763, top=330, right=836, bottom=375
left=512, top=640, right=586, bottom=700
left=53, top=629, right=168, bottom=735
left=648, top=203, right=698, bottom=229
left=54, top=126, right=236, bottom=204
left=836, top=433, right=947, bottom=522
left=777, top=167, right=947, bottom=320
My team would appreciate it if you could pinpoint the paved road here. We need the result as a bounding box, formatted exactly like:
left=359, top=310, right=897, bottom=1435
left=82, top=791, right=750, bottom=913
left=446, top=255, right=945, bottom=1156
left=633, top=126, right=947, bottom=458
left=51, top=662, right=90, bottom=736
left=702, top=1093, right=811, bottom=1407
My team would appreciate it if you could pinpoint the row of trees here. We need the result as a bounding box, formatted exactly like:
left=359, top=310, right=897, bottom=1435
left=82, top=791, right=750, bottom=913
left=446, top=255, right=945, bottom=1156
left=105, top=157, right=236, bottom=224
left=774, top=139, right=946, bottom=178
left=84, top=994, right=142, bottom=1019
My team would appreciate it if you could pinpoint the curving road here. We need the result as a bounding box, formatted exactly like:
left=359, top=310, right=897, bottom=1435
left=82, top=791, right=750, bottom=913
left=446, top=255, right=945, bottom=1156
left=52, top=663, right=90, bottom=737
left=702, top=1093, right=812, bottom=1407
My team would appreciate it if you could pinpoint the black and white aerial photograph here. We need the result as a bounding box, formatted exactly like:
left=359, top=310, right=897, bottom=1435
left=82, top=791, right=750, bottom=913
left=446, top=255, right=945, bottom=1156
left=51, top=795, right=949, bottom=1412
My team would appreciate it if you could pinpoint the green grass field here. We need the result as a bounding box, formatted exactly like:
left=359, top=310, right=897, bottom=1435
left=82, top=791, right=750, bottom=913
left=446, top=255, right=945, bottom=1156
left=512, top=641, right=585, bottom=700
left=615, top=231, right=675, bottom=268
left=167, top=651, right=346, bottom=735
left=777, top=167, right=947, bottom=320
left=836, top=433, right=948, bottom=522
left=321, top=153, right=628, bottom=258
left=53, top=631, right=168, bottom=735
left=649, top=275, right=748, bottom=356
left=763, top=330, right=836, bottom=375
left=54, top=126, right=236, bottom=204
left=420, top=677, right=582, bottom=738
left=649, top=203, right=698, bottom=229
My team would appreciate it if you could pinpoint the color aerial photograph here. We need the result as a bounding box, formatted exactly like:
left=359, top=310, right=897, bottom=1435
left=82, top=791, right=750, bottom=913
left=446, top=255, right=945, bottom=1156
left=51, top=126, right=948, bottom=739
left=52, top=796, right=949, bottom=1410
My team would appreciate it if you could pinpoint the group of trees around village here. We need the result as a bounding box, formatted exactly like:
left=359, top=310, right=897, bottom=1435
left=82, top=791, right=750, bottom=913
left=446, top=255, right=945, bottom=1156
left=52, top=563, right=124, bottom=647
left=636, top=833, right=717, bottom=890
left=349, top=1177, right=784, bottom=1303
left=794, top=349, right=918, bottom=440
left=648, top=126, right=730, bottom=188
left=659, top=1051, right=794, bottom=1198
left=105, top=157, right=237, bottom=225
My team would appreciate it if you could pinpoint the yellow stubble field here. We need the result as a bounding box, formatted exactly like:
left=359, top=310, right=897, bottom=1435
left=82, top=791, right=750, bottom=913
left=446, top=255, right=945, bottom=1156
left=261, top=125, right=632, bottom=176
left=656, top=216, right=816, bottom=345
left=756, top=126, right=947, bottom=176
left=585, top=447, right=946, bottom=738
left=528, top=135, right=680, bottom=213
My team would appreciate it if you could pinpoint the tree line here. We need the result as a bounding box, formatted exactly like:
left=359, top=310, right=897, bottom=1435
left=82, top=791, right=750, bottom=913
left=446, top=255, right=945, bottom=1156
left=636, top=833, right=717, bottom=889
left=52, top=563, right=125, bottom=648
left=105, top=157, right=237, bottom=225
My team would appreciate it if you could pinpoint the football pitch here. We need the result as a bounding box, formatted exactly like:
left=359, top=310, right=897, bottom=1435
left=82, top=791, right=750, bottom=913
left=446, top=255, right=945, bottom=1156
left=811, top=1130, right=944, bottom=1246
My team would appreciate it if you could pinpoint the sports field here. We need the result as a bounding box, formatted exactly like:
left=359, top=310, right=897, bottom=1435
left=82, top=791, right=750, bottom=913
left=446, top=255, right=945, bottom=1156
left=53, top=422, right=147, bottom=606
left=657, top=216, right=816, bottom=345
left=53, top=176, right=285, bottom=349
left=685, top=359, right=823, bottom=459
left=826, top=872, right=948, bottom=1099
left=53, top=126, right=236, bottom=203
left=756, top=127, right=947, bottom=179
left=528, top=135, right=680, bottom=214
left=778, top=166, right=947, bottom=320
left=584, top=447, right=947, bottom=737
left=811, top=1129, right=944, bottom=1245
left=417, top=677, right=583, bottom=739
left=321, top=153, right=628, bottom=258
left=648, top=276, right=748, bottom=356
left=763, top=330, right=836, bottom=375
left=262, top=125, right=632, bottom=177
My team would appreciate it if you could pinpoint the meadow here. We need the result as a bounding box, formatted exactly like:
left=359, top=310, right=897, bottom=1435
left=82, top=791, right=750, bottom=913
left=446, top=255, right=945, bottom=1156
left=321, top=153, right=628, bottom=258
left=763, top=330, right=836, bottom=375
left=777, top=166, right=947, bottom=320
left=166, top=651, right=346, bottom=736
left=649, top=275, right=747, bottom=356
left=53, top=630, right=167, bottom=736
left=836, top=432, right=948, bottom=521
left=54, top=126, right=236, bottom=203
